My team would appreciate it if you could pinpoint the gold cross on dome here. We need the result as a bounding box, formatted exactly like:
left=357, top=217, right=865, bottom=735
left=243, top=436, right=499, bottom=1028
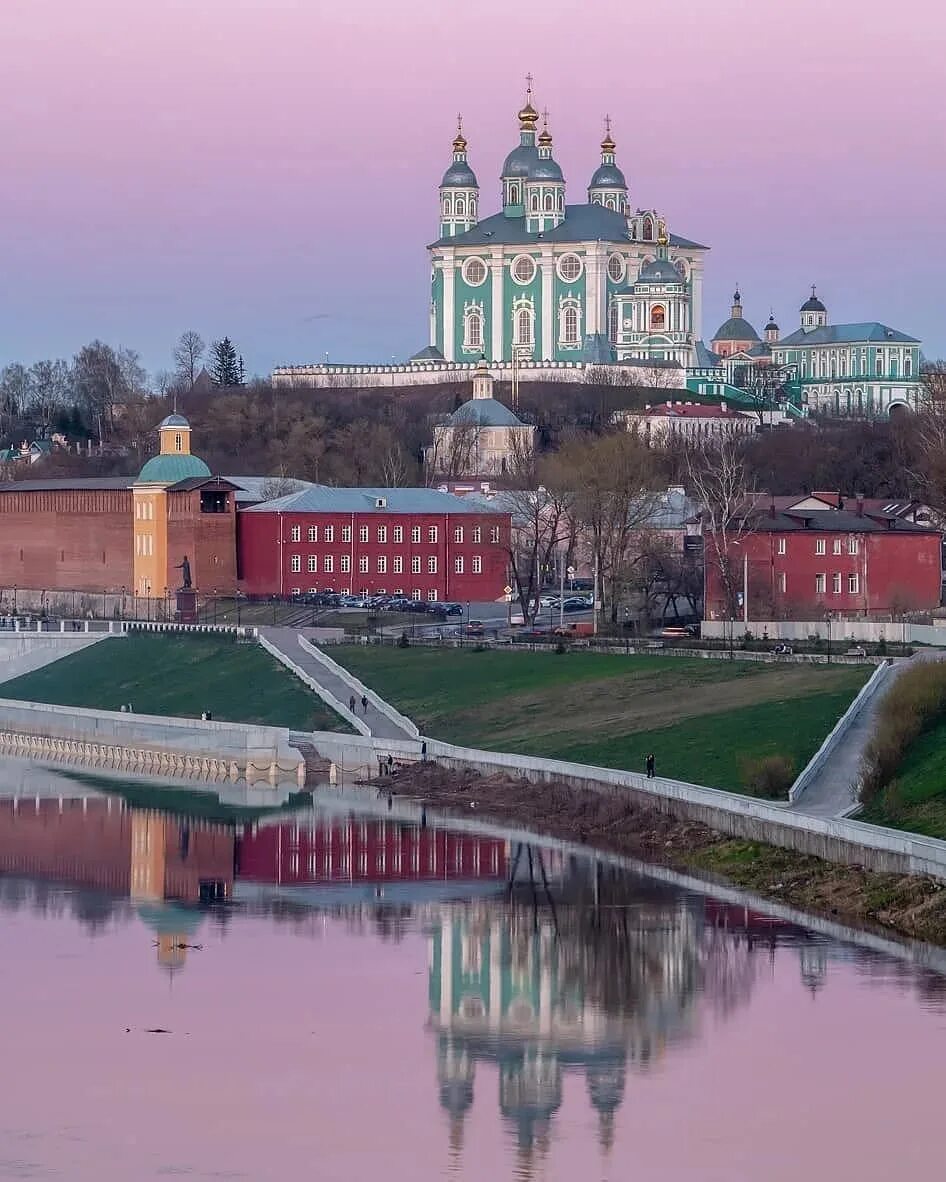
left=525, top=72, right=534, bottom=98
left=604, top=113, right=612, bottom=136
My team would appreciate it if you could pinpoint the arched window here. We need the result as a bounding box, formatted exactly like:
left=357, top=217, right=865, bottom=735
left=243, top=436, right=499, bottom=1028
left=455, top=196, right=465, bottom=215
left=608, top=301, right=619, bottom=342
left=531, top=193, right=539, bottom=211
left=464, top=307, right=483, bottom=350
left=890, top=356, right=899, bottom=378
left=650, top=304, right=665, bottom=330
left=443, top=197, right=452, bottom=216
left=544, top=193, right=554, bottom=211
left=905, top=353, right=913, bottom=376
left=558, top=192, right=563, bottom=210
left=605, top=197, right=615, bottom=210
left=515, top=306, right=534, bottom=347
left=174, top=433, right=183, bottom=453
left=642, top=216, right=654, bottom=241
left=509, top=183, right=520, bottom=205
left=560, top=303, right=580, bottom=346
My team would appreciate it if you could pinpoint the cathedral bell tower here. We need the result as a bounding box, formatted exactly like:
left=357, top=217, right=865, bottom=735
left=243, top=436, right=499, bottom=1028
left=501, top=77, right=540, bottom=217
left=439, top=116, right=479, bottom=238
left=587, top=117, right=628, bottom=213
left=524, top=112, right=565, bottom=233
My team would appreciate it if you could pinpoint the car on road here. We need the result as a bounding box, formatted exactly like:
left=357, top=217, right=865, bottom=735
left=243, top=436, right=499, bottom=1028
left=466, top=619, right=485, bottom=635
left=660, top=624, right=698, bottom=639
left=538, top=594, right=560, bottom=607
left=562, top=597, right=590, bottom=613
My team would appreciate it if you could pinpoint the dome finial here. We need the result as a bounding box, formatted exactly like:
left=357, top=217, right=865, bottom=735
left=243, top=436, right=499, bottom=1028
left=518, top=73, right=539, bottom=128
left=452, top=112, right=466, bottom=153
left=601, top=114, right=616, bottom=153
left=538, top=107, right=552, bottom=146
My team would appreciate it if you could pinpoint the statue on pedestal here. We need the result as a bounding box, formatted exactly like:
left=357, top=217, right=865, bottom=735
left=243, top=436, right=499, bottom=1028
left=174, top=555, right=192, bottom=590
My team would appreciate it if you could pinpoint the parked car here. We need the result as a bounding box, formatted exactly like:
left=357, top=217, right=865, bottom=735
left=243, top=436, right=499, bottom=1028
left=562, top=597, right=590, bottom=613
left=466, top=620, right=485, bottom=634
left=660, top=624, right=699, bottom=639
left=440, top=602, right=463, bottom=616
left=846, top=645, right=868, bottom=657
left=773, top=643, right=794, bottom=655
left=538, top=594, right=560, bottom=607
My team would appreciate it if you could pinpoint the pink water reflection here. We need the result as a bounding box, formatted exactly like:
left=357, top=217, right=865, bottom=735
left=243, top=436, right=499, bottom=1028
left=2, top=896, right=945, bottom=1181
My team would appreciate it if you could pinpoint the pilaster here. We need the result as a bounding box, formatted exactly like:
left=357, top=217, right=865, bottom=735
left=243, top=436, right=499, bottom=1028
left=442, top=251, right=456, bottom=362
left=490, top=249, right=504, bottom=361
left=691, top=261, right=704, bottom=343
left=540, top=248, right=554, bottom=360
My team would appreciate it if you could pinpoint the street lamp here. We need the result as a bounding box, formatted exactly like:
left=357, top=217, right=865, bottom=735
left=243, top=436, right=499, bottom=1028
left=825, top=610, right=832, bottom=663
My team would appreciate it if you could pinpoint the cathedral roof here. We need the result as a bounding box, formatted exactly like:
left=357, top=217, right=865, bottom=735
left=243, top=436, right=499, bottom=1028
left=589, top=162, right=627, bottom=189
left=800, top=294, right=827, bottom=313
left=441, top=160, right=478, bottom=188
left=431, top=205, right=706, bottom=249
left=713, top=316, right=761, bottom=342
left=636, top=257, right=683, bottom=284
left=449, top=398, right=524, bottom=427
left=527, top=156, right=563, bottom=181
left=409, top=344, right=446, bottom=362
left=777, top=323, right=920, bottom=347
left=502, top=143, right=540, bottom=179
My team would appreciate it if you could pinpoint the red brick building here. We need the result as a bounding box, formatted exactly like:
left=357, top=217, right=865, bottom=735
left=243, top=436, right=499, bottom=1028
left=704, top=501, right=942, bottom=621
left=238, top=486, right=510, bottom=601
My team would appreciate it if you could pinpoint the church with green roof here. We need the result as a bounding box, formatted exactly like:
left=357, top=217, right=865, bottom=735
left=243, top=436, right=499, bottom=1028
left=425, top=79, right=708, bottom=367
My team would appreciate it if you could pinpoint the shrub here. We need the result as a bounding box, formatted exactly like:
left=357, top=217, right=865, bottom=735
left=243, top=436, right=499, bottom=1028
left=554, top=639, right=568, bottom=654
left=740, top=754, right=796, bottom=799
left=860, top=662, right=946, bottom=804
left=397, top=630, right=409, bottom=649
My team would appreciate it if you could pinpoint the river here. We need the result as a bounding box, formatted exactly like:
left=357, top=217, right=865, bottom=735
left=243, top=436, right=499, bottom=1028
left=0, top=761, right=944, bottom=1181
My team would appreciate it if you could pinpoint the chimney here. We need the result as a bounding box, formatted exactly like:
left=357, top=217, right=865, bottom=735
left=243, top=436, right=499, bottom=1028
left=856, top=493, right=864, bottom=517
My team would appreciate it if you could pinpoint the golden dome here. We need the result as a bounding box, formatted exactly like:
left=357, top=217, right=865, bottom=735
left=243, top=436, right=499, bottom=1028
left=518, top=74, right=538, bottom=128
left=452, top=114, right=467, bottom=153
left=601, top=115, right=616, bottom=154
left=538, top=115, right=552, bottom=146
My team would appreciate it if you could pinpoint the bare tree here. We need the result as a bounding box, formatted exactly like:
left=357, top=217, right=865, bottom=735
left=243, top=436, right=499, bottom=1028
left=559, top=431, right=661, bottom=623
left=425, top=419, right=482, bottom=482
left=173, top=330, right=206, bottom=391
left=28, top=360, right=70, bottom=433
left=686, top=436, right=755, bottom=622
left=502, top=480, right=574, bottom=624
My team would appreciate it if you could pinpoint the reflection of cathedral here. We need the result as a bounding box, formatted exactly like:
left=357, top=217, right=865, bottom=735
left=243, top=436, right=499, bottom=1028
left=428, top=893, right=704, bottom=1165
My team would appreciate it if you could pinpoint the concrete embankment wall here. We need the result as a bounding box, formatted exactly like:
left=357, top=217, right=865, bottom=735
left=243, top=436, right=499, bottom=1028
left=0, top=698, right=304, bottom=786
left=0, top=634, right=112, bottom=684
left=306, top=730, right=946, bottom=882
left=701, top=620, right=946, bottom=647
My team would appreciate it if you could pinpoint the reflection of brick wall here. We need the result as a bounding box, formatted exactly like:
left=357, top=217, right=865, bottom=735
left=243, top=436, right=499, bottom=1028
left=0, top=798, right=132, bottom=892
left=163, top=820, right=235, bottom=901
left=0, top=488, right=134, bottom=592
left=236, top=820, right=507, bottom=885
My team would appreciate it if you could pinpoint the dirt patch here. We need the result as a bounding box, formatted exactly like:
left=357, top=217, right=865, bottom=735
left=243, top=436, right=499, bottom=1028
left=374, top=761, right=946, bottom=947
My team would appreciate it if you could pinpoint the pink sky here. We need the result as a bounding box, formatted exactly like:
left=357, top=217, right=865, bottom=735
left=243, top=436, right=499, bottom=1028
left=1, top=0, right=943, bottom=375
left=2, top=906, right=946, bottom=1179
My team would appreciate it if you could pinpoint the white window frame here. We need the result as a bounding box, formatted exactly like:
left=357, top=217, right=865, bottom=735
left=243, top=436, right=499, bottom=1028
left=393, top=525, right=403, bottom=544
left=393, top=555, right=403, bottom=574
left=556, top=253, right=583, bottom=282
left=454, top=556, right=464, bottom=574
left=411, top=525, right=421, bottom=544
left=848, top=573, right=860, bottom=594
left=290, top=554, right=301, bottom=573
left=428, top=556, right=437, bottom=574
left=359, top=555, right=369, bottom=574
left=490, top=526, right=500, bottom=544
left=324, top=555, right=334, bottom=573
left=340, top=555, right=350, bottom=573
left=359, top=525, right=369, bottom=543
left=377, top=525, right=387, bottom=543
left=832, top=572, right=842, bottom=594
left=377, top=556, right=387, bottom=574
left=472, top=555, right=482, bottom=574
left=454, top=526, right=463, bottom=543
left=307, top=526, right=317, bottom=542
left=848, top=537, right=859, bottom=555
left=815, top=573, right=826, bottom=594
left=777, top=538, right=786, bottom=555
left=461, top=256, right=487, bottom=287
left=833, top=538, right=842, bottom=555
left=290, top=525, right=301, bottom=542
left=472, top=526, right=482, bottom=544
left=815, top=539, right=826, bottom=555
left=428, top=526, right=438, bottom=543
left=308, top=555, right=317, bottom=573
left=411, top=556, right=421, bottom=574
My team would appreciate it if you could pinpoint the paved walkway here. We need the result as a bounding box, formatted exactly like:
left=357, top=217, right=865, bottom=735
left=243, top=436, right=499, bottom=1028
left=260, top=628, right=415, bottom=741
left=790, top=652, right=945, bottom=819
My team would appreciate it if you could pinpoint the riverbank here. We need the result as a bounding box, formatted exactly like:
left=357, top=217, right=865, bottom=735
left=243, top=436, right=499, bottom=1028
left=375, top=761, right=946, bottom=945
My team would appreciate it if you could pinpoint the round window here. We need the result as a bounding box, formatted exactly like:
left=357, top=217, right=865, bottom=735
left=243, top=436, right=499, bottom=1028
left=607, top=253, right=626, bottom=283
left=557, top=253, right=583, bottom=282
left=462, top=257, right=487, bottom=287
left=511, top=255, right=536, bottom=285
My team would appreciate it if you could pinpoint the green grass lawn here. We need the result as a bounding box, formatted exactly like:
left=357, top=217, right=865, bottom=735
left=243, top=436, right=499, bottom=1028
left=332, top=646, right=869, bottom=792
left=0, top=633, right=350, bottom=732
left=860, top=716, right=946, bottom=838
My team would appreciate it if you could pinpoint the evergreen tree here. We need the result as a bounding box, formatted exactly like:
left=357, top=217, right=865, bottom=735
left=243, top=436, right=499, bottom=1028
left=209, top=337, right=242, bottom=387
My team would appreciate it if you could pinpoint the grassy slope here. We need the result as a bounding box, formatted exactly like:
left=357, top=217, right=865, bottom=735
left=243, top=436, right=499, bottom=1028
left=860, top=715, right=946, bottom=838
left=0, top=634, right=349, bottom=732
left=333, top=647, right=868, bottom=791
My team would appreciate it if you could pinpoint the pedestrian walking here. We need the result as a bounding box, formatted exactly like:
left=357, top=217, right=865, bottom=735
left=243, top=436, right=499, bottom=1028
left=361, top=695, right=368, bottom=714
left=349, top=694, right=356, bottom=713
left=421, top=740, right=427, bottom=760
left=645, top=753, right=656, bottom=779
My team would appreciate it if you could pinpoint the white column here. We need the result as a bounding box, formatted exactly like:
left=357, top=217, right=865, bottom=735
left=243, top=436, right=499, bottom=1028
left=489, top=922, right=503, bottom=1029
left=691, top=259, right=704, bottom=342
left=442, top=254, right=456, bottom=362
left=439, top=919, right=453, bottom=1025
left=540, top=249, right=554, bottom=360
left=490, top=249, right=504, bottom=361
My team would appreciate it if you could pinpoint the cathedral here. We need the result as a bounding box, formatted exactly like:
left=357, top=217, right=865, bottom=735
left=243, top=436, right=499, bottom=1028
left=422, top=80, right=708, bottom=368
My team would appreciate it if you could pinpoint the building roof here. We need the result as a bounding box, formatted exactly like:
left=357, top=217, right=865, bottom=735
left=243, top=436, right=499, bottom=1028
left=243, top=485, right=508, bottom=516
left=0, top=476, right=134, bottom=492
left=449, top=398, right=524, bottom=427
left=224, top=475, right=316, bottom=504
left=693, top=340, right=722, bottom=367
left=158, top=413, right=190, bottom=429
left=713, top=316, right=761, bottom=343
left=409, top=344, right=446, bottom=362
left=502, top=143, right=540, bottom=179
left=800, top=294, right=827, bottom=313
left=639, top=401, right=749, bottom=420
left=136, top=453, right=212, bottom=484
left=441, top=160, right=478, bottom=188
left=635, top=257, right=683, bottom=284
left=589, top=163, right=627, bottom=189
left=777, top=322, right=920, bottom=347
left=748, top=508, right=937, bottom=534
left=431, top=205, right=706, bottom=250
left=528, top=156, right=564, bottom=182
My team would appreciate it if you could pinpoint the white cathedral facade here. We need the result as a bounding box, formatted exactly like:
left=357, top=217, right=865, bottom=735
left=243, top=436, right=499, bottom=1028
left=420, top=83, right=707, bottom=368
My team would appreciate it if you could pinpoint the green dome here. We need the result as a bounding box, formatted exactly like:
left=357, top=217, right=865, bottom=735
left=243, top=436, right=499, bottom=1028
left=136, top=453, right=211, bottom=484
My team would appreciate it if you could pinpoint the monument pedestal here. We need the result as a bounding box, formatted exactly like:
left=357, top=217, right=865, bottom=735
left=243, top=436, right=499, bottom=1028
left=175, top=587, right=198, bottom=625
